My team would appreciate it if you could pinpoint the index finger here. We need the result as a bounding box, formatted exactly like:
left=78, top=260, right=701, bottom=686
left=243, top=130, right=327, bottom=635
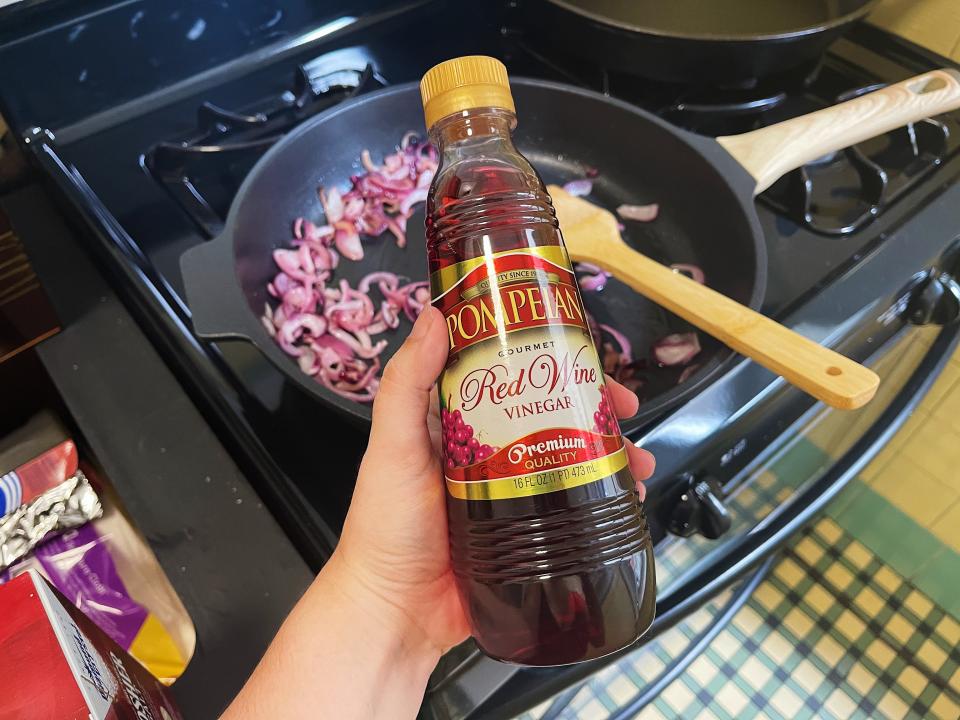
left=604, top=374, right=640, bottom=419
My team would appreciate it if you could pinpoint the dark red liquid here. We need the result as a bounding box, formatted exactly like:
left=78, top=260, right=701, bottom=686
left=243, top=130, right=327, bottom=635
left=427, top=109, right=655, bottom=666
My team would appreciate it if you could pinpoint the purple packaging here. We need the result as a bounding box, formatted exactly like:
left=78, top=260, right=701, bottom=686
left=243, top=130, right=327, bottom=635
left=34, top=523, right=149, bottom=650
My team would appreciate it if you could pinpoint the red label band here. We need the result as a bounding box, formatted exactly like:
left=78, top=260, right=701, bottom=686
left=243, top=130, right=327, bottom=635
left=434, top=252, right=578, bottom=314
left=435, top=247, right=626, bottom=500
left=434, top=254, right=589, bottom=356
left=443, top=280, right=588, bottom=355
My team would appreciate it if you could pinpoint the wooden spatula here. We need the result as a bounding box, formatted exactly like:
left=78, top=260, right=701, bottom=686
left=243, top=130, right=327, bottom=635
left=549, top=185, right=879, bottom=410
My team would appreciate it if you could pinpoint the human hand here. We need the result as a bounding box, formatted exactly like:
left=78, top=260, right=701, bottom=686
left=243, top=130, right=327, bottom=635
left=224, top=306, right=655, bottom=720
left=333, top=305, right=656, bottom=658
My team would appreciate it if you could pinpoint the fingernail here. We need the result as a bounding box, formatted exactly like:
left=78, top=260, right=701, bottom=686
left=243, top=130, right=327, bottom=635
left=409, top=306, right=436, bottom=341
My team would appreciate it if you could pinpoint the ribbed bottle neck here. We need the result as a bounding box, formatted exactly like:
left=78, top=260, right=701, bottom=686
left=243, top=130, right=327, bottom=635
left=430, top=106, right=518, bottom=162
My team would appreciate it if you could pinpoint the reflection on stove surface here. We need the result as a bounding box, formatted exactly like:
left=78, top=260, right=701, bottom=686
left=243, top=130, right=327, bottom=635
left=145, top=49, right=387, bottom=237
left=145, top=36, right=959, bottom=249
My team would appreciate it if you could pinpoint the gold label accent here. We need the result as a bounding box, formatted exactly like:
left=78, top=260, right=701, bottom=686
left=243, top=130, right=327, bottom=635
left=445, top=448, right=629, bottom=500
left=460, top=268, right=559, bottom=300
left=430, top=245, right=571, bottom=297
left=435, top=243, right=624, bottom=502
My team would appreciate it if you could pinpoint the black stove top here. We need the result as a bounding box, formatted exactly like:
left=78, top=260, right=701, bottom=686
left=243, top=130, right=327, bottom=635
left=3, top=1, right=960, bottom=567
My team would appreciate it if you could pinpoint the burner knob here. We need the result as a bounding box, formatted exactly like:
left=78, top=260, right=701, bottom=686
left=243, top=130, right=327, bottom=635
left=669, top=474, right=732, bottom=540
left=907, top=271, right=960, bottom=326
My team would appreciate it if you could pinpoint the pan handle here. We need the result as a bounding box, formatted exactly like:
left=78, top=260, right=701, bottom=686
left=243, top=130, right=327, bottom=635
left=180, top=233, right=258, bottom=341
left=717, top=68, right=960, bottom=195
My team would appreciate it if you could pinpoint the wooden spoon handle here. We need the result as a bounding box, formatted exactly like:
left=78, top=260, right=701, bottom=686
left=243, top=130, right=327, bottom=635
left=717, top=69, right=960, bottom=195
left=580, top=243, right=879, bottom=409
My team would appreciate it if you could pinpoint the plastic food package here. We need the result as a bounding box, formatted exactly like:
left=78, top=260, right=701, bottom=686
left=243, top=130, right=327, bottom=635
left=3, top=478, right=195, bottom=683
left=0, top=437, right=103, bottom=571
left=0, top=570, right=183, bottom=719
left=0, top=413, right=194, bottom=683
left=0, top=438, right=79, bottom=515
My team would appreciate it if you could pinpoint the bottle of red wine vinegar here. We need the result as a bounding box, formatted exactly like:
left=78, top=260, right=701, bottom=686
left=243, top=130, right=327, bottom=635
left=421, top=56, right=656, bottom=666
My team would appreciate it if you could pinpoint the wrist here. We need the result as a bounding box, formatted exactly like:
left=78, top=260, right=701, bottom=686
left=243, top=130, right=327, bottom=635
left=226, top=552, right=441, bottom=720
left=322, top=549, right=443, bottom=674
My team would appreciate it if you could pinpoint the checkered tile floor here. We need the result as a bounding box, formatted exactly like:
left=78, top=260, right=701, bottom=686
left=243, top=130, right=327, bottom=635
left=653, top=465, right=788, bottom=593
left=517, top=518, right=960, bottom=720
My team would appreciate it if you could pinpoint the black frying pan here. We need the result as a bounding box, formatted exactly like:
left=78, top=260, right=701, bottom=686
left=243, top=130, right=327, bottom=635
left=181, top=70, right=960, bottom=425
left=530, top=0, right=878, bottom=84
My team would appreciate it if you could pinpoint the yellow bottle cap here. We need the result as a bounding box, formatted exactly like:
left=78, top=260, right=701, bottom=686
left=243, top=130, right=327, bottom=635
left=420, top=56, right=515, bottom=130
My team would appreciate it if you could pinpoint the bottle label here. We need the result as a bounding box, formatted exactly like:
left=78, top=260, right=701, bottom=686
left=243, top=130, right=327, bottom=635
left=432, top=246, right=628, bottom=500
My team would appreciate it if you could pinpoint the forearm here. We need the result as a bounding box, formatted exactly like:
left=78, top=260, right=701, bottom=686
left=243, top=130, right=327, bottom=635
left=222, top=553, right=441, bottom=720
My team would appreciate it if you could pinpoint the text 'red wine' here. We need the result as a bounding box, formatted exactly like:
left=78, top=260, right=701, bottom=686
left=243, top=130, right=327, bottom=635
left=421, top=56, right=656, bottom=666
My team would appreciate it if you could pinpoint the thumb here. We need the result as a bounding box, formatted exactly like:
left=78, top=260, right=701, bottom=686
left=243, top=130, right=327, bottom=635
left=367, top=306, right=448, bottom=469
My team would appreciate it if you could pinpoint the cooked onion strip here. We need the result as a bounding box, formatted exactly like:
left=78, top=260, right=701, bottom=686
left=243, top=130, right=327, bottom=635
left=262, top=133, right=436, bottom=401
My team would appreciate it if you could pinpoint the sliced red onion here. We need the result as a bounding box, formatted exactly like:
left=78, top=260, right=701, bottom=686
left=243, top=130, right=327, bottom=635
left=311, top=334, right=353, bottom=359
left=369, top=173, right=416, bottom=193
left=617, top=203, right=659, bottom=222
left=320, top=187, right=344, bottom=223
left=343, top=195, right=365, bottom=220
left=358, top=271, right=399, bottom=293
left=329, top=328, right=387, bottom=359
left=333, top=220, right=364, bottom=261
left=599, top=323, right=632, bottom=365
left=653, top=332, right=701, bottom=367
left=315, top=133, right=437, bottom=260
left=360, top=149, right=378, bottom=173
left=575, top=262, right=611, bottom=292
left=670, top=263, right=705, bottom=285
left=268, top=272, right=297, bottom=298
left=399, top=186, right=428, bottom=216
left=297, top=243, right=314, bottom=274
left=282, top=286, right=317, bottom=313
left=677, top=363, right=701, bottom=384
left=294, top=219, right=334, bottom=244
left=312, top=244, right=338, bottom=271
left=273, top=249, right=304, bottom=278
left=386, top=217, right=406, bottom=248
left=262, top=131, right=437, bottom=404
left=400, top=130, right=419, bottom=150
left=280, top=313, right=327, bottom=346
left=578, top=273, right=609, bottom=292
left=562, top=179, right=593, bottom=197
left=298, top=349, right=319, bottom=376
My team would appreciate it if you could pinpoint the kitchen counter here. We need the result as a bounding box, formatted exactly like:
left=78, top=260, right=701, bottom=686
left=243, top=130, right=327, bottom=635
left=1, top=184, right=314, bottom=718
left=870, top=0, right=960, bottom=62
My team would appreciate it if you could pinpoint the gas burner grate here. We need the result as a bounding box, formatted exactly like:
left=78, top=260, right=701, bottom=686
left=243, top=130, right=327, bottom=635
left=505, top=35, right=823, bottom=138
left=144, top=63, right=386, bottom=237
left=658, top=59, right=824, bottom=136
left=760, top=82, right=951, bottom=236
left=504, top=34, right=956, bottom=235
